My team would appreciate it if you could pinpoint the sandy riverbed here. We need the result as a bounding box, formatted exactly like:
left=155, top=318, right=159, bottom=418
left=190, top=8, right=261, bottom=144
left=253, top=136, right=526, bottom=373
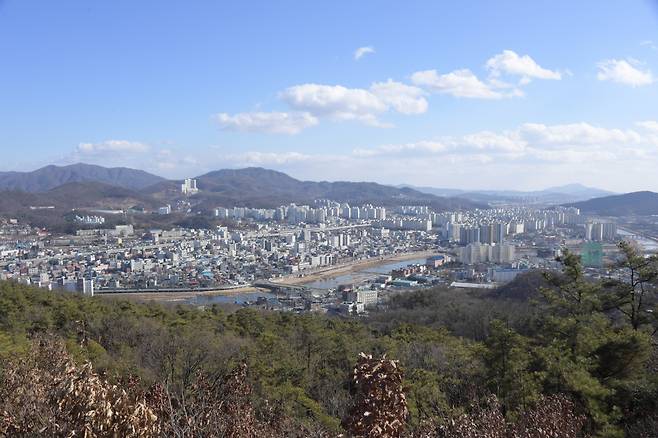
left=271, top=250, right=437, bottom=286
left=98, top=286, right=263, bottom=302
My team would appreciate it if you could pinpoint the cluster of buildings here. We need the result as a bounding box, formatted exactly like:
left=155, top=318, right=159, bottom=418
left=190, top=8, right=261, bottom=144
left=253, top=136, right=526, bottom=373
left=214, top=200, right=388, bottom=224
left=181, top=178, right=198, bottom=195
left=434, top=206, right=584, bottom=245
left=458, top=242, right=516, bottom=264
left=0, top=197, right=639, bottom=312
left=585, top=222, right=617, bottom=242
left=0, top=211, right=438, bottom=298
left=74, top=215, right=106, bottom=225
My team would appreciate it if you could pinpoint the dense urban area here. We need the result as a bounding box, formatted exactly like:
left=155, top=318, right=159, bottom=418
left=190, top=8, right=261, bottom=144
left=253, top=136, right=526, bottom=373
left=1, top=176, right=655, bottom=317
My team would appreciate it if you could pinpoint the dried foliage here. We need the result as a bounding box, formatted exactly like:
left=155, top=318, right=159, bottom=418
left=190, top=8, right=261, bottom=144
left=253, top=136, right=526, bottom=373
left=343, top=352, right=409, bottom=438
left=0, top=336, right=160, bottom=437
left=150, top=363, right=310, bottom=438
left=512, top=394, right=587, bottom=437
left=413, top=394, right=586, bottom=438
left=433, top=395, right=507, bottom=438
left=0, top=337, right=313, bottom=438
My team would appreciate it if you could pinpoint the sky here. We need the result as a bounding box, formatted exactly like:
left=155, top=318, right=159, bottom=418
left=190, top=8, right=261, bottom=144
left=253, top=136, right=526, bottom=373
left=1, top=0, right=658, bottom=192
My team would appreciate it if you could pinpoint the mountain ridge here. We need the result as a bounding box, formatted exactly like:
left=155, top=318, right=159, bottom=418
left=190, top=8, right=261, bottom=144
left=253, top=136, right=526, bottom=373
left=566, top=191, right=658, bottom=216
left=184, top=167, right=485, bottom=211
left=0, top=163, right=165, bottom=192
left=399, top=182, right=614, bottom=204
left=0, top=165, right=487, bottom=226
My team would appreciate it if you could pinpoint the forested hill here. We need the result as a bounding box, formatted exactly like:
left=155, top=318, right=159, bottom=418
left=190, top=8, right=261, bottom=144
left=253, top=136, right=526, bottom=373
left=566, top=190, right=658, bottom=216
left=148, top=167, right=486, bottom=211
left=0, top=163, right=165, bottom=192
left=1, top=247, right=657, bottom=436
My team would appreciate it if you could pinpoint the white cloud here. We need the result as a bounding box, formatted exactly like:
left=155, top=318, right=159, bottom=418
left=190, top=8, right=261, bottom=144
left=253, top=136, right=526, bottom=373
left=369, top=79, right=428, bottom=114
left=350, top=121, right=658, bottom=164
left=597, top=59, right=654, bottom=87
left=353, top=140, right=447, bottom=157
left=213, top=111, right=318, bottom=135
left=461, top=130, right=525, bottom=152
left=279, top=81, right=428, bottom=126
left=410, top=50, right=560, bottom=99
left=519, top=122, right=643, bottom=146
left=354, top=46, right=375, bottom=60
left=230, top=151, right=314, bottom=165
left=485, top=50, right=561, bottom=80
left=410, top=69, right=513, bottom=99
left=280, top=83, right=387, bottom=126
left=636, top=120, right=658, bottom=132
left=77, top=140, right=150, bottom=154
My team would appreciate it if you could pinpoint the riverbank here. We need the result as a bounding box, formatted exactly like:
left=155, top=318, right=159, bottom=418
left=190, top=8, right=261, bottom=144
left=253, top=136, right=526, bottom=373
left=98, top=249, right=438, bottom=302
left=98, top=285, right=263, bottom=302
left=271, top=250, right=437, bottom=286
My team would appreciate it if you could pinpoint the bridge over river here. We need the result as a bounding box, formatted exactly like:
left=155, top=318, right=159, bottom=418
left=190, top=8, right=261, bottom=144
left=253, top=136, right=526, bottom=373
left=252, top=280, right=329, bottom=295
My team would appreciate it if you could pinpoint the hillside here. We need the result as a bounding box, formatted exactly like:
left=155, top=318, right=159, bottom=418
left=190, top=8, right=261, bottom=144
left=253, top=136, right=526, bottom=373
left=404, top=182, right=613, bottom=204
left=0, top=182, right=162, bottom=230
left=0, top=181, right=159, bottom=211
left=175, top=167, right=485, bottom=210
left=0, top=163, right=165, bottom=192
left=567, top=191, right=658, bottom=216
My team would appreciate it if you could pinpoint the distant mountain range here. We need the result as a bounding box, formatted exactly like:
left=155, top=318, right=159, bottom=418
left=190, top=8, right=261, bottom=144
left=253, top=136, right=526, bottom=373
left=566, top=191, right=658, bottom=216
left=0, top=163, right=165, bottom=192
left=399, top=183, right=614, bottom=204
left=0, top=165, right=485, bottom=223
left=2, top=163, right=657, bottom=226
left=147, top=167, right=484, bottom=211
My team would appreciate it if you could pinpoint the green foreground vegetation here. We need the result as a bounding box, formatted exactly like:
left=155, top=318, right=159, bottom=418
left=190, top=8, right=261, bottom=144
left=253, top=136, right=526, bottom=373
left=1, top=244, right=657, bottom=437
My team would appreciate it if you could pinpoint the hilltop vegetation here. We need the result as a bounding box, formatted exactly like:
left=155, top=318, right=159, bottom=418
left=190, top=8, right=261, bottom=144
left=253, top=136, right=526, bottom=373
left=143, top=167, right=486, bottom=211
left=1, top=244, right=657, bottom=436
left=567, top=191, right=658, bottom=216
left=0, top=163, right=165, bottom=192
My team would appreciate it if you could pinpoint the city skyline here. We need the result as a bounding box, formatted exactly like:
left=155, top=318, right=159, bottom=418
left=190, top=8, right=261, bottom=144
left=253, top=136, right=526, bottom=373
left=2, top=1, right=658, bottom=191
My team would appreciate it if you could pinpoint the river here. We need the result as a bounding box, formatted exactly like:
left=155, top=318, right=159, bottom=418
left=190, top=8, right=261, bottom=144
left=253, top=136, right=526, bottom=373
left=188, top=256, right=430, bottom=305
left=301, top=257, right=428, bottom=289
left=617, top=228, right=658, bottom=253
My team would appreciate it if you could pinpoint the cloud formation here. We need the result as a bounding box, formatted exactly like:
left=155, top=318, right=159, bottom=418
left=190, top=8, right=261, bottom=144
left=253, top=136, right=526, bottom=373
left=485, top=50, right=562, bottom=81
left=278, top=81, right=428, bottom=127
left=597, top=59, right=654, bottom=87
left=411, top=50, right=561, bottom=99
left=354, top=46, right=375, bottom=60
left=214, top=50, right=562, bottom=132
left=77, top=140, right=150, bottom=154
left=411, top=69, right=508, bottom=99
left=280, top=83, right=388, bottom=126
left=351, top=121, right=658, bottom=162
left=368, top=79, right=428, bottom=114
left=213, top=111, right=318, bottom=135
left=218, top=120, right=658, bottom=191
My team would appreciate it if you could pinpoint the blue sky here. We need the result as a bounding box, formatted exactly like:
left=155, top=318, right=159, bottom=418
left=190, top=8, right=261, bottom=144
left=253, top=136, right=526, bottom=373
left=1, top=0, right=658, bottom=191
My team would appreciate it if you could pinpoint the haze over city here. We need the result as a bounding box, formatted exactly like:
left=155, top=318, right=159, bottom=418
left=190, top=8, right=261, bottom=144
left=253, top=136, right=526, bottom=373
left=2, top=0, right=658, bottom=191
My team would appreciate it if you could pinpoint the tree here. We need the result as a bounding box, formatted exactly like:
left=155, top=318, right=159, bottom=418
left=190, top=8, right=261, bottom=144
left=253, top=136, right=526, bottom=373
left=603, top=241, right=658, bottom=332
left=484, top=320, right=541, bottom=417
left=343, top=353, right=408, bottom=438
left=539, top=250, right=652, bottom=436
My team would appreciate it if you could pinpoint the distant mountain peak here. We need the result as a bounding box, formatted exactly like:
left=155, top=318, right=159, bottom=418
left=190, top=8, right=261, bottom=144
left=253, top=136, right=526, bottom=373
left=542, top=183, right=612, bottom=196
left=0, top=162, right=165, bottom=193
